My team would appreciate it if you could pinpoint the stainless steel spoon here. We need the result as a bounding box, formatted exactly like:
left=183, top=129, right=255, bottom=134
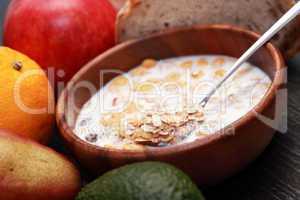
left=200, top=1, right=300, bottom=107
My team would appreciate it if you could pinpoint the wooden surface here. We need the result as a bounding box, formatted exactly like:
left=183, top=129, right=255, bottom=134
left=205, top=65, right=300, bottom=200
left=0, top=1, right=300, bottom=199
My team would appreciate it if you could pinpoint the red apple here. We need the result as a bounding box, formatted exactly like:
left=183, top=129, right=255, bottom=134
left=3, top=0, right=116, bottom=83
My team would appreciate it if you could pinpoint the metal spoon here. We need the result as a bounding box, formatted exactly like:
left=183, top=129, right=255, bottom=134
left=200, top=1, right=300, bottom=107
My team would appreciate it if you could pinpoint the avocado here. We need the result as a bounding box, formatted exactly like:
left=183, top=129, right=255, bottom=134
left=76, top=162, right=205, bottom=200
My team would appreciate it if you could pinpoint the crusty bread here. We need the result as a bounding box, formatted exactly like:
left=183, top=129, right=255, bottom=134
left=109, top=0, right=126, bottom=10
left=116, top=0, right=300, bottom=59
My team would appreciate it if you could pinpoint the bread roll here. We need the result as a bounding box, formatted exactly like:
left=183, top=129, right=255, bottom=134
left=116, top=0, right=300, bottom=59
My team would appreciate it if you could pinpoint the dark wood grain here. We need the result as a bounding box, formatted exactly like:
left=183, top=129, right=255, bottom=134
left=0, top=1, right=300, bottom=199
left=204, top=65, right=300, bottom=200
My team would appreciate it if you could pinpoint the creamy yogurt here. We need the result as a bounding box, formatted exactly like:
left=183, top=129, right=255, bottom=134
left=74, top=55, right=271, bottom=150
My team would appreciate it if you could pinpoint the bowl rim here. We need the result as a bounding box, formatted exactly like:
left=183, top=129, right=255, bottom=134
left=56, top=24, right=285, bottom=157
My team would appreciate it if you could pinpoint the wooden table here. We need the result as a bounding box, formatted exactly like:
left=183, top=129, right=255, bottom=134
left=204, top=65, right=300, bottom=200
left=0, top=1, right=299, bottom=199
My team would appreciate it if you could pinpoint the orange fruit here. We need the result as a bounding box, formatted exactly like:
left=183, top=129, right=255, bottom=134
left=0, top=47, right=54, bottom=144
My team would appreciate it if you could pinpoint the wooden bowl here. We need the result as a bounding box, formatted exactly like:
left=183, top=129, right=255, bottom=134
left=56, top=25, right=285, bottom=186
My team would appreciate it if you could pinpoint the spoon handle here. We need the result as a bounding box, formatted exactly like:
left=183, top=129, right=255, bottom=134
left=200, top=1, right=300, bottom=107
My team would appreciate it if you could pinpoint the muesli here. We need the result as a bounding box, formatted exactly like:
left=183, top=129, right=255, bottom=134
left=74, top=55, right=271, bottom=150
